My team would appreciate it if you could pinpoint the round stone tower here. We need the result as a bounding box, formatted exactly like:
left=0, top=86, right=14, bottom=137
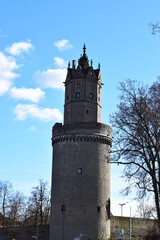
left=50, top=45, right=112, bottom=240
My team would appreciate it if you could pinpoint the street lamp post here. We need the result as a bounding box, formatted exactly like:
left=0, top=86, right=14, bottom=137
left=119, top=203, right=126, bottom=217
left=130, top=207, right=132, bottom=240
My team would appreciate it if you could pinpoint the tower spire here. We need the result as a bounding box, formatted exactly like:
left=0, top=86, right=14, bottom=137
left=83, top=43, right=86, bottom=55
left=78, top=43, right=89, bottom=69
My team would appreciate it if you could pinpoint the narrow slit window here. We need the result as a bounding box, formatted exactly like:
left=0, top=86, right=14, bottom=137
left=77, top=168, right=82, bottom=174
left=76, top=92, right=80, bottom=99
left=61, top=204, right=66, bottom=212
left=89, top=93, right=93, bottom=99
left=97, top=206, right=101, bottom=212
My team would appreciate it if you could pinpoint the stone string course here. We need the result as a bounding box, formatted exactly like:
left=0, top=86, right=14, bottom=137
left=52, top=133, right=112, bottom=146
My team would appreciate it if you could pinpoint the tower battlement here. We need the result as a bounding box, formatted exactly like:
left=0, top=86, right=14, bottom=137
left=53, top=122, right=112, bottom=136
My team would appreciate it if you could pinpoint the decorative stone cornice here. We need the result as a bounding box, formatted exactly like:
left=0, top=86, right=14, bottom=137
left=52, top=132, right=112, bottom=146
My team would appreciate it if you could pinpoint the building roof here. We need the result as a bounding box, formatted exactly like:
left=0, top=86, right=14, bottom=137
left=66, top=44, right=100, bottom=80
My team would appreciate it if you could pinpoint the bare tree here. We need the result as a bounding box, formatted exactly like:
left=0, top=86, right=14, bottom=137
left=0, top=179, right=51, bottom=227
left=28, top=188, right=40, bottom=226
left=36, top=179, right=50, bottom=225
left=28, top=179, right=50, bottom=226
left=135, top=198, right=156, bottom=219
left=150, top=22, right=160, bottom=35
left=8, top=191, right=26, bottom=226
left=0, top=181, right=13, bottom=227
left=110, top=79, right=160, bottom=221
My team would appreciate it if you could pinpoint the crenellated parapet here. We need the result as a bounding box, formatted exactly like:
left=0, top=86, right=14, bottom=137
left=53, top=122, right=112, bottom=135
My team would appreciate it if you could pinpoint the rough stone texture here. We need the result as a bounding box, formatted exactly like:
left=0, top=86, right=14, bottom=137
left=110, top=216, right=159, bottom=240
left=0, top=225, right=49, bottom=240
left=50, top=124, right=111, bottom=240
left=0, top=217, right=159, bottom=240
left=64, top=58, right=101, bottom=125
left=50, top=46, right=112, bottom=240
left=53, top=122, right=112, bottom=137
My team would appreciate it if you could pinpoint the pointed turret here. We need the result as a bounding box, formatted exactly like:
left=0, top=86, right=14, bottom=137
left=78, top=44, right=90, bottom=69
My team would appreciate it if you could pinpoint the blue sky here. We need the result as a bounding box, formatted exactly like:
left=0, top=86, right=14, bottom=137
left=0, top=0, right=160, bottom=216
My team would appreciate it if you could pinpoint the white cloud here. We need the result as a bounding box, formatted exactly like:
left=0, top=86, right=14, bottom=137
left=35, top=68, right=66, bottom=90
left=5, top=40, right=34, bottom=56
left=54, top=39, right=73, bottom=51
left=54, top=57, right=68, bottom=68
left=0, top=52, right=20, bottom=95
left=27, top=126, right=37, bottom=132
left=15, top=104, right=63, bottom=122
left=0, top=40, right=34, bottom=96
left=10, top=87, right=45, bottom=103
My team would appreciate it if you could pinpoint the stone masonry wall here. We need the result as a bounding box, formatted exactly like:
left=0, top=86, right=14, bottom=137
left=0, top=225, right=49, bottom=240
left=0, top=217, right=159, bottom=240
left=50, top=123, right=111, bottom=240
left=111, top=216, right=159, bottom=240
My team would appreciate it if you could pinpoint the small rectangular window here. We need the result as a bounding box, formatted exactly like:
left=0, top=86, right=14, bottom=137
left=77, top=168, right=82, bottom=174
left=76, top=92, right=80, bottom=98
left=97, top=206, right=101, bottom=212
left=67, top=95, right=69, bottom=100
left=106, top=199, right=110, bottom=219
left=89, top=93, right=93, bottom=99
left=61, top=204, right=66, bottom=212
